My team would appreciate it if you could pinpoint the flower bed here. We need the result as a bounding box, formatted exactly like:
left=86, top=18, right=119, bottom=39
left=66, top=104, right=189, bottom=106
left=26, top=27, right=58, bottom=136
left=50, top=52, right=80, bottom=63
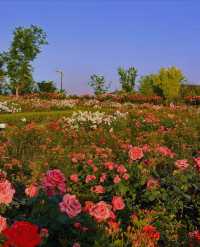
left=0, top=104, right=200, bottom=246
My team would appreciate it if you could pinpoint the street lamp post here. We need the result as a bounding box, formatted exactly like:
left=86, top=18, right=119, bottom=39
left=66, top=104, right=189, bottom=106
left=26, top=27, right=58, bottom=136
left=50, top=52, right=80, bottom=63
left=56, top=70, right=63, bottom=91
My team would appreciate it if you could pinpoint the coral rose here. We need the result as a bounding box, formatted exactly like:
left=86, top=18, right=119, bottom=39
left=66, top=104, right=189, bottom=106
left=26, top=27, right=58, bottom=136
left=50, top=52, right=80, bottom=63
left=0, top=215, right=7, bottom=233
left=129, top=147, right=144, bottom=161
left=25, top=184, right=38, bottom=198
left=112, top=196, right=125, bottom=211
left=175, top=159, right=189, bottom=171
left=89, top=201, right=111, bottom=222
left=0, top=179, right=15, bottom=205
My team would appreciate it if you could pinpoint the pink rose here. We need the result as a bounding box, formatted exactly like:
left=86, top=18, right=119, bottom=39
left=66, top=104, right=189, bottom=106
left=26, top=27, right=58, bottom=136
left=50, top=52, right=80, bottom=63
left=25, top=184, right=38, bottom=198
left=175, top=160, right=189, bottom=171
left=129, top=147, right=144, bottom=161
left=85, top=175, right=96, bottom=183
left=100, top=173, right=107, bottom=183
left=104, top=162, right=115, bottom=170
left=59, top=194, right=81, bottom=218
left=73, top=243, right=80, bottom=247
left=83, top=201, right=95, bottom=213
left=117, top=165, right=127, bottom=175
left=91, top=185, right=105, bottom=194
left=112, top=196, right=125, bottom=211
left=42, top=169, right=66, bottom=196
left=89, top=201, right=111, bottom=222
left=0, top=215, right=7, bottom=233
left=194, top=157, right=200, bottom=172
left=123, top=173, right=129, bottom=180
left=70, top=174, right=79, bottom=183
left=113, top=175, right=121, bottom=184
left=0, top=179, right=15, bottom=205
left=146, top=177, right=160, bottom=190
left=156, top=146, right=175, bottom=158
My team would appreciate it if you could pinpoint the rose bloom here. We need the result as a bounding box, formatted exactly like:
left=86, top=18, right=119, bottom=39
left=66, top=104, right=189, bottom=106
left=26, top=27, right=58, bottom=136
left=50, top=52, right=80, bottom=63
left=70, top=174, right=79, bottom=183
left=25, top=184, right=39, bottom=198
left=156, top=145, right=175, bottom=158
left=117, top=165, right=127, bottom=175
left=87, top=159, right=93, bottom=165
left=129, top=147, right=144, bottom=161
left=73, top=243, right=80, bottom=247
left=0, top=179, right=15, bottom=205
left=85, top=175, right=96, bottom=183
left=194, top=157, right=200, bottom=172
left=112, top=196, right=125, bottom=211
left=89, top=201, right=111, bottom=222
left=123, top=173, right=129, bottom=180
left=92, top=165, right=98, bottom=172
left=0, top=215, right=7, bottom=233
left=107, top=220, right=120, bottom=234
left=83, top=201, right=95, bottom=213
left=175, top=159, right=189, bottom=171
left=42, top=169, right=66, bottom=196
left=113, top=175, right=121, bottom=184
left=59, top=194, right=81, bottom=218
left=91, top=185, right=105, bottom=194
left=2, top=221, right=42, bottom=247
left=189, top=230, right=200, bottom=242
left=100, top=173, right=107, bottom=183
left=146, top=177, right=160, bottom=190
left=104, top=162, right=115, bottom=170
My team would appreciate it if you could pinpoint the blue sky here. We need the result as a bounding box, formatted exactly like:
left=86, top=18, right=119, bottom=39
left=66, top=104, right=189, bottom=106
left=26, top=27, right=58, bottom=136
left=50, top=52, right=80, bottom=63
left=0, top=0, right=200, bottom=94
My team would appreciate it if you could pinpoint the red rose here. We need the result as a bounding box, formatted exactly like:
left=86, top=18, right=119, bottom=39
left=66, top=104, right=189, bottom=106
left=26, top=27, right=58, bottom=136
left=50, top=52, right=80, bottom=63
left=2, top=221, right=42, bottom=247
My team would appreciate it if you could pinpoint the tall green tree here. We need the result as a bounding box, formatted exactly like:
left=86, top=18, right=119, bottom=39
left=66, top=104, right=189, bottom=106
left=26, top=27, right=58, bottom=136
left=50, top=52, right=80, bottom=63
left=153, top=66, right=185, bottom=100
left=118, top=66, right=137, bottom=92
left=37, top=80, right=57, bottom=93
left=0, top=53, right=7, bottom=94
left=5, top=25, right=48, bottom=96
left=88, top=74, right=110, bottom=95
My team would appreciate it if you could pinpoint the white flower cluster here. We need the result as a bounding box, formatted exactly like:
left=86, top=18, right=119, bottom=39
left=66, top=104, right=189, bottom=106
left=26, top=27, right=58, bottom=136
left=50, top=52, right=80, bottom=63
left=0, top=101, right=21, bottom=113
left=62, top=110, right=127, bottom=130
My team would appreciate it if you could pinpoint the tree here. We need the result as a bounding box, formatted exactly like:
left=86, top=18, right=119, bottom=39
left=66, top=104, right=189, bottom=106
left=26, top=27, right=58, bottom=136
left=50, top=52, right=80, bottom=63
left=139, top=74, right=162, bottom=96
left=118, top=67, right=137, bottom=92
left=5, top=25, right=48, bottom=96
left=37, top=80, right=57, bottom=93
left=0, top=53, right=7, bottom=94
left=88, top=74, right=110, bottom=95
left=153, top=66, right=185, bottom=100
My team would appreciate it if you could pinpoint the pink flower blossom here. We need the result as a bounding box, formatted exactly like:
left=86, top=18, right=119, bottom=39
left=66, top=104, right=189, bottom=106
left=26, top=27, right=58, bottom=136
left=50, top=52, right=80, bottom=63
left=25, top=184, right=38, bottom=198
left=89, top=201, right=111, bottom=222
left=104, top=162, right=115, bottom=170
left=91, top=185, right=105, bottom=194
left=0, top=179, right=15, bottom=205
left=113, top=175, right=121, bottom=184
left=175, top=159, right=189, bottom=171
left=99, top=173, right=107, bottom=183
left=85, top=175, right=96, bottom=183
left=112, top=196, right=125, bottom=211
left=70, top=174, right=79, bottom=183
left=117, top=165, right=127, bottom=175
left=129, top=147, right=144, bottom=161
left=123, top=173, right=129, bottom=180
left=0, top=215, right=7, bottom=233
left=42, top=169, right=66, bottom=196
left=194, top=157, right=200, bottom=172
left=156, top=146, right=175, bottom=158
left=146, top=177, right=160, bottom=190
left=59, top=194, right=81, bottom=218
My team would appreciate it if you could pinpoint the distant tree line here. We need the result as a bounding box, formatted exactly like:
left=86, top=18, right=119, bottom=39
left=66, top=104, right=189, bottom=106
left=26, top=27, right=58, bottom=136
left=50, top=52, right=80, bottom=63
left=1, top=25, right=199, bottom=100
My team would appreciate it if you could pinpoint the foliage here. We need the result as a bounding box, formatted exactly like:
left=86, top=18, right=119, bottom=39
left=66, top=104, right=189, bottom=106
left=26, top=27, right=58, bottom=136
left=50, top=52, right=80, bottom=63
left=0, top=102, right=200, bottom=246
left=3, top=25, right=48, bottom=96
left=180, top=84, right=200, bottom=97
left=118, top=67, right=137, bottom=92
left=37, top=81, right=57, bottom=93
left=88, top=74, right=109, bottom=95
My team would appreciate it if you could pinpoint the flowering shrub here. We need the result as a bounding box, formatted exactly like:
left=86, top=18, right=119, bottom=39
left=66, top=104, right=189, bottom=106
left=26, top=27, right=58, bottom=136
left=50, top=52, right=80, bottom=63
left=0, top=103, right=200, bottom=246
left=0, top=101, right=21, bottom=113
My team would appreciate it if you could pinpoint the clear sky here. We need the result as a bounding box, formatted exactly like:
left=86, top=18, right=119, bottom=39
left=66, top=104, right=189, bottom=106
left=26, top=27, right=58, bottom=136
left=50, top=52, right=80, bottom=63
left=0, top=0, right=200, bottom=94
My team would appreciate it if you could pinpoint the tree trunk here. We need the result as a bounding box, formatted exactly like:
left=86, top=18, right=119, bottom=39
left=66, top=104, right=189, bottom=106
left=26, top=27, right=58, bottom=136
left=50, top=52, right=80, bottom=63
left=15, top=86, right=19, bottom=98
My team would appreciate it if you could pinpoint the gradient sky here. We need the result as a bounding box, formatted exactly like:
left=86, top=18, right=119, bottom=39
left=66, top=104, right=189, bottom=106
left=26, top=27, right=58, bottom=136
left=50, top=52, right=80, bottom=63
left=0, top=0, right=200, bottom=94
